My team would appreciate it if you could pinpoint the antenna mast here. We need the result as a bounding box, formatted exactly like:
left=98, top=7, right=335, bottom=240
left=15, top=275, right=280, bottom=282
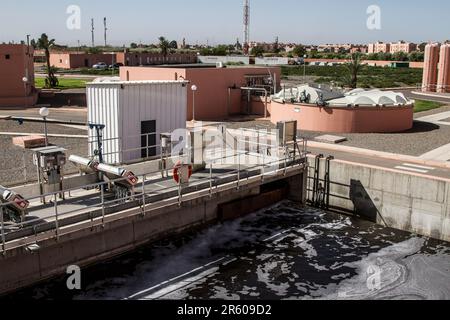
left=243, top=0, right=250, bottom=55
left=91, top=18, right=95, bottom=47
left=104, top=17, right=107, bottom=47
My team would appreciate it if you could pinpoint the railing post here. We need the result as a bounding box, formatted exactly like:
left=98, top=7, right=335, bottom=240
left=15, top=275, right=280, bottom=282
left=262, top=150, right=265, bottom=182
left=237, top=153, right=240, bottom=190
left=284, top=146, right=288, bottom=175
left=146, top=134, right=149, bottom=158
left=209, top=163, right=213, bottom=197
left=178, top=181, right=182, bottom=206
left=54, top=193, right=59, bottom=240
left=141, top=174, right=146, bottom=216
left=0, top=206, right=6, bottom=255
left=101, top=184, right=106, bottom=227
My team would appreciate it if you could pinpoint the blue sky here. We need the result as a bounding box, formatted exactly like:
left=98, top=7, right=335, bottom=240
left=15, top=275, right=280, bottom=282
left=1, top=0, right=449, bottom=46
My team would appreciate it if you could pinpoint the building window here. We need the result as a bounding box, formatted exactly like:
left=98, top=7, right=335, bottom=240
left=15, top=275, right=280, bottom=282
left=5, top=54, right=10, bottom=60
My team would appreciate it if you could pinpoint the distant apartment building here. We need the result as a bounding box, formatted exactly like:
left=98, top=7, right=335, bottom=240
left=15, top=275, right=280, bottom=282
left=115, top=51, right=197, bottom=66
left=390, top=41, right=417, bottom=54
left=368, top=42, right=391, bottom=54
left=350, top=45, right=368, bottom=54
left=317, top=44, right=353, bottom=53
left=368, top=41, right=417, bottom=54
left=0, top=44, right=38, bottom=108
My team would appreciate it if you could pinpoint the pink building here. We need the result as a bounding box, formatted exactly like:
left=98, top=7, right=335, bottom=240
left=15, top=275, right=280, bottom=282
left=368, top=42, right=391, bottom=54
left=0, top=44, right=38, bottom=108
left=437, top=44, right=450, bottom=93
left=422, top=43, right=441, bottom=92
left=390, top=41, right=417, bottom=54
left=50, top=52, right=114, bottom=69
left=116, top=52, right=197, bottom=66
left=120, top=66, right=281, bottom=121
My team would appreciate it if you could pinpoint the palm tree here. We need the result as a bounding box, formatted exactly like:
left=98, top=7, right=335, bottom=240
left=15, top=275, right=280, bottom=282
left=158, top=36, right=170, bottom=57
left=345, top=53, right=363, bottom=89
left=37, top=33, right=58, bottom=88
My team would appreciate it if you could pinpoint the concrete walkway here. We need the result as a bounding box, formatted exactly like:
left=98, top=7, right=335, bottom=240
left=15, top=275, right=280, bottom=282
left=416, top=111, right=450, bottom=127
left=308, top=141, right=450, bottom=181
left=420, top=143, right=450, bottom=162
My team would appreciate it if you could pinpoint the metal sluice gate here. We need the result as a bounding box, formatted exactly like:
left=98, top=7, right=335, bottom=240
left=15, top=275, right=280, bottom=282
left=310, top=154, right=334, bottom=210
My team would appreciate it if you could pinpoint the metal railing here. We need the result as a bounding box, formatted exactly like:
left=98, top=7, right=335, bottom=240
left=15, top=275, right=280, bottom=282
left=0, top=140, right=308, bottom=254
left=88, top=132, right=162, bottom=164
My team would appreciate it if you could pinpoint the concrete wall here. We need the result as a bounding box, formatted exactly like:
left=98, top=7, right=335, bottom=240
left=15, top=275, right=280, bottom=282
left=271, top=101, right=414, bottom=133
left=198, top=56, right=250, bottom=65
left=307, top=157, right=450, bottom=241
left=0, top=171, right=306, bottom=295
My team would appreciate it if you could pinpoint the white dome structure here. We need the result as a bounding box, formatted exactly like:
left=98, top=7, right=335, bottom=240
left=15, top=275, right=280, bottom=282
left=329, top=90, right=410, bottom=106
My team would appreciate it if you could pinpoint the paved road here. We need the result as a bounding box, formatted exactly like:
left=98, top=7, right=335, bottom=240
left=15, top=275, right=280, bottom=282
left=0, top=107, right=87, bottom=124
left=396, top=89, right=450, bottom=104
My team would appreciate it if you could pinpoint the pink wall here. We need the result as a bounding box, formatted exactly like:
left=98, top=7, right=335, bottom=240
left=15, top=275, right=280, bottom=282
left=437, top=44, right=450, bottom=93
left=422, top=44, right=440, bottom=92
left=270, top=101, right=413, bottom=133
left=0, top=44, right=38, bottom=107
left=50, top=53, right=114, bottom=69
left=120, top=66, right=281, bottom=120
left=116, top=52, right=197, bottom=66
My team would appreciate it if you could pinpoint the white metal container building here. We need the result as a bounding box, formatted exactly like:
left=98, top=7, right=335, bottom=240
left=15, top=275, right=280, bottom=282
left=87, top=80, right=188, bottom=164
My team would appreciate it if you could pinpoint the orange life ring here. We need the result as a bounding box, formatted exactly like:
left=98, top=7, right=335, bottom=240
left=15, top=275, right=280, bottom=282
left=173, top=161, right=192, bottom=184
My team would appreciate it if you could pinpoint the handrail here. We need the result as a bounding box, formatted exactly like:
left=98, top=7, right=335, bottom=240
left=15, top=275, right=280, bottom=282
left=1, top=142, right=308, bottom=253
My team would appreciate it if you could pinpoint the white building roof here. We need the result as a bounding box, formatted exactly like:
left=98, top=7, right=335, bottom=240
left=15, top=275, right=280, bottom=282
left=88, top=78, right=189, bottom=86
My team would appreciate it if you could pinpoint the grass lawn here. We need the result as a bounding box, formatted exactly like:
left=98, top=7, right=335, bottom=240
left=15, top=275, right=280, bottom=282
left=414, top=99, right=444, bottom=113
left=35, top=78, right=87, bottom=89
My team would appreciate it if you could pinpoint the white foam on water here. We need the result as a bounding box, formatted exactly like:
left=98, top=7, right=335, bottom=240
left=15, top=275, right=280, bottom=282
left=316, top=237, right=450, bottom=300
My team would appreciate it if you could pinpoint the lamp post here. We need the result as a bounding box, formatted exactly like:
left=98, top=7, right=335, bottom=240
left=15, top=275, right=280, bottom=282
left=39, top=107, right=50, bottom=146
left=191, top=85, right=198, bottom=122
left=22, top=77, right=28, bottom=107
left=303, top=54, right=307, bottom=84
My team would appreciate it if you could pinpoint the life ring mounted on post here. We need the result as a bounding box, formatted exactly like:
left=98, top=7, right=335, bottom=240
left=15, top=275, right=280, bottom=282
left=173, top=161, right=193, bottom=184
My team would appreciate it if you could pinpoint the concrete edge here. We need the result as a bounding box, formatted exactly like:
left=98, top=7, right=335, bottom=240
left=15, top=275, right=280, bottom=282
left=411, top=91, right=450, bottom=100
left=0, top=132, right=87, bottom=138
left=306, top=154, right=450, bottom=183
left=307, top=141, right=450, bottom=170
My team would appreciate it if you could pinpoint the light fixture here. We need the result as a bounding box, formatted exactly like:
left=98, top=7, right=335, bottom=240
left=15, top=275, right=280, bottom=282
left=39, top=107, right=50, bottom=118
